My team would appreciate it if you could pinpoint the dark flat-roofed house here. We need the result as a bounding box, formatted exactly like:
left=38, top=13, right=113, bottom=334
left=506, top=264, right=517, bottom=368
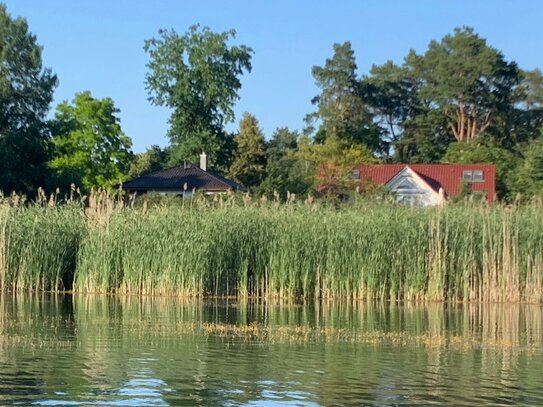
left=121, top=153, right=243, bottom=197
left=354, top=163, right=496, bottom=206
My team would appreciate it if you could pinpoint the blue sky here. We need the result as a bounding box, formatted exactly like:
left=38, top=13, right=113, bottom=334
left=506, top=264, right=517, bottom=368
left=6, top=1, right=543, bottom=152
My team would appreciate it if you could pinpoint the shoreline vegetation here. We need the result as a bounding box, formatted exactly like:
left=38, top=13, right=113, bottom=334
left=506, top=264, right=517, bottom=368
left=0, top=192, right=542, bottom=303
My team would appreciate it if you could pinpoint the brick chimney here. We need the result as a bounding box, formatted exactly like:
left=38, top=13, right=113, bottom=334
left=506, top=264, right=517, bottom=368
left=199, top=152, right=207, bottom=171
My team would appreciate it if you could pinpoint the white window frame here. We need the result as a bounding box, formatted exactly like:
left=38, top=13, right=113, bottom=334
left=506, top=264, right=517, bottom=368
left=463, top=170, right=484, bottom=182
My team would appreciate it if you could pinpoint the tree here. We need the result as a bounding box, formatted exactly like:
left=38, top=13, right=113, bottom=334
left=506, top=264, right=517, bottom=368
left=50, top=91, right=133, bottom=191
left=397, top=109, right=451, bottom=163
left=258, top=127, right=308, bottom=198
left=295, top=135, right=377, bottom=196
left=306, top=42, right=380, bottom=150
left=442, top=139, right=518, bottom=199
left=144, top=25, right=252, bottom=171
left=258, top=155, right=312, bottom=199
left=508, top=69, right=543, bottom=146
left=363, top=27, right=527, bottom=164
left=0, top=4, right=57, bottom=193
left=266, top=127, right=299, bottom=163
left=511, top=136, right=543, bottom=200
left=407, top=27, right=520, bottom=144
left=128, top=145, right=169, bottom=179
left=229, top=113, right=266, bottom=188
left=363, top=61, right=422, bottom=160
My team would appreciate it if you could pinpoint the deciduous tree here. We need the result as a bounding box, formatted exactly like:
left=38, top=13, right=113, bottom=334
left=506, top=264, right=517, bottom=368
left=0, top=4, right=57, bottom=193
left=128, top=145, right=169, bottom=179
left=442, top=139, right=517, bottom=199
left=295, top=135, right=377, bottom=196
left=50, top=91, right=133, bottom=191
left=144, top=25, right=252, bottom=171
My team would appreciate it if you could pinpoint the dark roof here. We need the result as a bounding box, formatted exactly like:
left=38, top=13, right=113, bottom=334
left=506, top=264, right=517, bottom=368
left=122, top=163, right=242, bottom=192
left=358, top=163, right=496, bottom=202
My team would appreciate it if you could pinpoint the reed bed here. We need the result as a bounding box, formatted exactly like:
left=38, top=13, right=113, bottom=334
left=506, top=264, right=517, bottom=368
left=0, top=193, right=542, bottom=302
left=0, top=202, right=83, bottom=292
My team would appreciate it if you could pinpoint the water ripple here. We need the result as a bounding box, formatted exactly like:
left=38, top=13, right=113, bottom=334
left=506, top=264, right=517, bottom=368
left=0, top=296, right=542, bottom=406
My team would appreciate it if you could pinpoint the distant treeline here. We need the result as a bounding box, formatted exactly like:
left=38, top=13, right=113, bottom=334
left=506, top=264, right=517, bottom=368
left=0, top=193, right=542, bottom=303
left=2, top=3, right=543, bottom=202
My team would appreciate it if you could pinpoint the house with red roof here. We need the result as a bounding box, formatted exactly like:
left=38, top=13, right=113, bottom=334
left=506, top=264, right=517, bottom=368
left=354, top=164, right=496, bottom=206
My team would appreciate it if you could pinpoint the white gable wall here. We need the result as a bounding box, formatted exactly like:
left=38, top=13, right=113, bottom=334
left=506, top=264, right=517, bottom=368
left=385, top=167, right=442, bottom=207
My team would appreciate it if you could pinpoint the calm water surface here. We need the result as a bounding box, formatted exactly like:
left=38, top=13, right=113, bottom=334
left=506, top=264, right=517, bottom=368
left=0, top=295, right=542, bottom=406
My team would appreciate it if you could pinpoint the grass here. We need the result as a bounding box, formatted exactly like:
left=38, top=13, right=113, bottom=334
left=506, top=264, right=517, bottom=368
left=0, top=192, right=542, bottom=302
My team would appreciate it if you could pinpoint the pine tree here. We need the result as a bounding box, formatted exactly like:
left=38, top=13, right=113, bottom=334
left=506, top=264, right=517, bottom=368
left=307, top=42, right=380, bottom=150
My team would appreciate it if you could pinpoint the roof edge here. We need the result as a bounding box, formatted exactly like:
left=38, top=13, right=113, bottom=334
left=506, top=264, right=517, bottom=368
left=386, top=166, right=441, bottom=196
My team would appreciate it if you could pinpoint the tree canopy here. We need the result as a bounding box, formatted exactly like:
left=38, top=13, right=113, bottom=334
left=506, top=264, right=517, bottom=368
left=511, top=136, right=543, bottom=201
left=229, top=112, right=267, bottom=188
left=307, top=42, right=380, bottom=150
left=295, top=135, right=377, bottom=196
left=50, top=91, right=133, bottom=191
left=4, top=5, right=543, bottom=203
left=128, top=145, right=169, bottom=179
left=362, top=27, right=534, bottom=165
left=0, top=4, right=57, bottom=193
left=144, top=25, right=252, bottom=171
left=411, top=27, right=519, bottom=144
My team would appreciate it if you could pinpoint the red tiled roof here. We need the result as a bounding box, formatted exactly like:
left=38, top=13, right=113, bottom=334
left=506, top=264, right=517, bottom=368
left=358, top=164, right=496, bottom=202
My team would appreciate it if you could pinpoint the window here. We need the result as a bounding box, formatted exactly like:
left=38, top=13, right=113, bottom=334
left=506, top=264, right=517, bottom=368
left=463, top=170, right=484, bottom=182
left=351, top=169, right=360, bottom=180
left=472, top=170, right=484, bottom=181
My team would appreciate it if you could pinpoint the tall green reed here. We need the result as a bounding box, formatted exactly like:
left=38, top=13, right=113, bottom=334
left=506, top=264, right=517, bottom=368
left=0, top=192, right=542, bottom=303
left=0, top=202, right=84, bottom=291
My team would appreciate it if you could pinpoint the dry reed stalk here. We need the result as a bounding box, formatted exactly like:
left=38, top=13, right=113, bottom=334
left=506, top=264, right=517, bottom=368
left=427, top=215, right=446, bottom=301
left=0, top=203, right=9, bottom=290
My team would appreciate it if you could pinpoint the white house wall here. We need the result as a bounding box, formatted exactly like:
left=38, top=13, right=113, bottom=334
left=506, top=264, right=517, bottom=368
left=386, top=168, right=441, bottom=207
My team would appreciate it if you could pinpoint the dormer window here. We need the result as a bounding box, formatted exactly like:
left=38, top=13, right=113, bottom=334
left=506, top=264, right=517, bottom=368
left=351, top=169, right=360, bottom=179
left=463, top=170, right=484, bottom=182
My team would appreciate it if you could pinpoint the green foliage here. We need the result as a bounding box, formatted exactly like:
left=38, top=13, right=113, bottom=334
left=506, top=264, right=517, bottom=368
left=307, top=42, right=380, bottom=150
left=257, top=155, right=312, bottom=199
left=266, top=127, right=299, bottom=163
left=257, top=127, right=310, bottom=198
left=509, top=69, right=543, bottom=146
left=295, top=135, right=377, bottom=195
left=512, top=136, right=543, bottom=200
left=69, top=202, right=543, bottom=303
left=229, top=113, right=267, bottom=188
left=50, top=91, right=133, bottom=191
left=2, top=196, right=542, bottom=303
left=144, top=25, right=252, bottom=171
left=407, top=27, right=520, bottom=145
left=0, top=201, right=84, bottom=291
left=0, top=4, right=57, bottom=194
left=128, top=145, right=169, bottom=179
left=363, top=61, right=420, bottom=159
left=399, top=109, right=451, bottom=163
left=443, top=139, right=518, bottom=198
left=363, top=27, right=539, bottom=165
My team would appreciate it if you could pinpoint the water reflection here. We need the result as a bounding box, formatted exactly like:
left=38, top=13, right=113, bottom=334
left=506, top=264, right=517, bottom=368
left=0, top=295, right=542, bottom=406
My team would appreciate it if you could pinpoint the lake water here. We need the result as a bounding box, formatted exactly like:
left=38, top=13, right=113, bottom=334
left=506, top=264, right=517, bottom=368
left=0, top=295, right=542, bottom=406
